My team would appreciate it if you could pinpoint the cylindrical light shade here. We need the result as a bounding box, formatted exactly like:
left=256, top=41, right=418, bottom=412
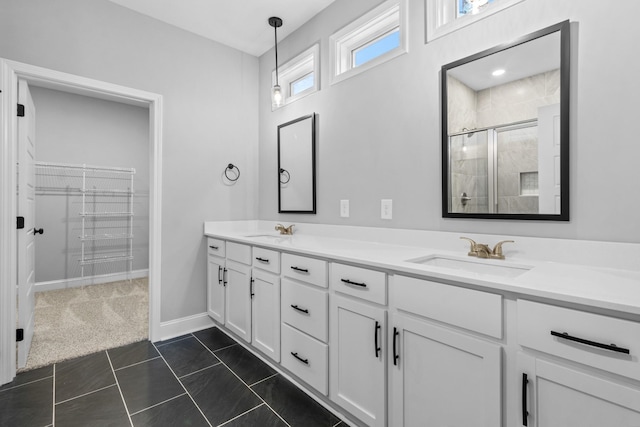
left=272, top=84, right=283, bottom=108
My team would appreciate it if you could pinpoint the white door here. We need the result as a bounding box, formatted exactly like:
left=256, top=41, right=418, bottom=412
left=329, top=295, right=386, bottom=427
left=251, top=269, right=280, bottom=362
left=518, top=353, right=640, bottom=427
left=224, top=260, right=251, bottom=342
left=17, top=79, right=37, bottom=369
left=537, top=103, right=561, bottom=214
left=207, top=254, right=225, bottom=324
left=389, top=313, right=502, bottom=427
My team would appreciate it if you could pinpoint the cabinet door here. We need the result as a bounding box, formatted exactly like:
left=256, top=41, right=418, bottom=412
left=329, top=295, right=386, bottom=427
left=225, top=260, right=252, bottom=342
left=518, top=353, right=640, bottom=427
left=389, top=313, right=501, bottom=427
left=207, top=255, right=225, bottom=323
left=251, top=269, right=280, bottom=362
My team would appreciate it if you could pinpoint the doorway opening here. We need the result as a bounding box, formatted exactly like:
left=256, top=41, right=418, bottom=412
left=0, top=59, right=163, bottom=385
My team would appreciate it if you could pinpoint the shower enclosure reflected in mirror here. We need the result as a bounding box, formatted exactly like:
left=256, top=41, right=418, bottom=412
left=278, top=113, right=316, bottom=213
left=442, top=20, right=570, bottom=220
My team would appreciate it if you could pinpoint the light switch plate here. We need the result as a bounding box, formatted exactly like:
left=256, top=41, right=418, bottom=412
left=381, top=199, right=392, bottom=219
left=340, top=200, right=350, bottom=218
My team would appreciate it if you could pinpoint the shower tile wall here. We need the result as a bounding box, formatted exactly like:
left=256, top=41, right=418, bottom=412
left=450, top=133, right=489, bottom=213
left=447, top=76, right=477, bottom=134
left=496, top=127, right=539, bottom=214
left=476, top=70, right=560, bottom=129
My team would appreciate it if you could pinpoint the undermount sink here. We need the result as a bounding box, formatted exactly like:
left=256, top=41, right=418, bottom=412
left=407, top=255, right=532, bottom=278
left=244, top=234, right=292, bottom=240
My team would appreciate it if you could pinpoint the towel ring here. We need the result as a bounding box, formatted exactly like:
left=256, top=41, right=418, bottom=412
left=279, top=168, right=290, bottom=184
left=225, top=163, right=240, bottom=182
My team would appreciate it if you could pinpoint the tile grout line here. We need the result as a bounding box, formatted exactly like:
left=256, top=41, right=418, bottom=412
left=191, top=334, right=291, bottom=427
left=248, top=372, right=278, bottom=388
left=113, top=355, right=162, bottom=372
left=216, top=402, right=266, bottom=427
left=0, top=374, right=54, bottom=393
left=128, top=392, right=187, bottom=417
left=54, top=383, right=117, bottom=406
left=178, top=362, right=222, bottom=380
left=105, top=350, right=134, bottom=427
left=52, top=364, right=56, bottom=427
left=154, top=333, right=194, bottom=348
left=151, top=341, right=213, bottom=427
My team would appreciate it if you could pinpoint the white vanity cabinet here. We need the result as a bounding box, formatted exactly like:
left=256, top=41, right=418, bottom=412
left=330, top=263, right=387, bottom=427
left=389, top=275, right=503, bottom=427
left=206, top=238, right=226, bottom=323
left=280, top=253, right=329, bottom=395
left=224, top=242, right=252, bottom=342
left=251, top=247, right=281, bottom=362
left=517, top=299, right=640, bottom=426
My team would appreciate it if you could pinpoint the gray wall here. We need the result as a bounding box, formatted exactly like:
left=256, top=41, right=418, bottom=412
left=1, top=0, right=259, bottom=322
left=258, top=0, right=640, bottom=243
left=31, top=87, right=149, bottom=283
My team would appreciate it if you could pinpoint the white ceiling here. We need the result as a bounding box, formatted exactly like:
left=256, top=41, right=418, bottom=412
left=108, top=0, right=337, bottom=57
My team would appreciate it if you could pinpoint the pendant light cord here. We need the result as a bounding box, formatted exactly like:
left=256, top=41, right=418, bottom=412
left=273, top=24, right=279, bottom=85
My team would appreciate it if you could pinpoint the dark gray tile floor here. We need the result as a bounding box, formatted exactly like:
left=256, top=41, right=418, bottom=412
left=0, top=327, right=348, bottom=427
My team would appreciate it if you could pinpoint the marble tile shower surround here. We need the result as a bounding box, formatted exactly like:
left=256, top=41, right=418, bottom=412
left=447, top=69, right=560, bottom=132
left=447, top=75, right=477, bottom=133
left=450, top=133, right=489, bottom=213
left=204, top=221, right=640, bottom=272
left=496, top=126, right=539, bottom=214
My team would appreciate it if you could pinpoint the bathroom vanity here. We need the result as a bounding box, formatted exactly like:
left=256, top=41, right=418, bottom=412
left=204, top=221, right=640, bottom=427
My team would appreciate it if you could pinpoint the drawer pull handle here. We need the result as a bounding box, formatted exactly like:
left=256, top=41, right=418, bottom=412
left=291, top=304, right=309, bottom=314
left=393, top=327, right=400, bottom=366
left=374, top=321, right=381, bottom=358
left=290, top=266, right=308, bottom=273
left=291, top=352, right=309, bottom=365
left=255, top=257, right=269, bottom=263
left=222, top=268, right=227, bottom=287
left=217, top=266, right=222, bottom=284
left=550, top=331, right=630, bottom=354
left=209, top=245, right=219, bottom=250
left=522, top=373, right=529, bottom=426
left=341, top=278, right=367, bottom=288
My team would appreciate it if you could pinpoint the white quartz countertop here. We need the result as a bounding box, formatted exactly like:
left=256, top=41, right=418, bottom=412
left=204, top=222, right=640, bottom=317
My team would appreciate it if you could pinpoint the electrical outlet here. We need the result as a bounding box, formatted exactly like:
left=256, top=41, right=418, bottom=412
left=381, top=199, right=392, bottom=219
left=340, top=200, right=350, bottom=218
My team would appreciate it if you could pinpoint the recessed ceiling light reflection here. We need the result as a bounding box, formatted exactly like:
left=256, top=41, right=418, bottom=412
left=492, top=69, right=506, bottom=76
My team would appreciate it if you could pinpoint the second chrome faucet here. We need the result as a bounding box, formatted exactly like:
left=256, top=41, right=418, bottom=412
left=460, top=237, right=514, bottom=260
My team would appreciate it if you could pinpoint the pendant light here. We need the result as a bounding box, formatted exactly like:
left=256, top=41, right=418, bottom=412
left=269, top=16, right=283, bottom=109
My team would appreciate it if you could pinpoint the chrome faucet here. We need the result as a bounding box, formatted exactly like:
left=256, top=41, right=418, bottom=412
left=460, top=237, right=514, bottom=260
left=275, top=223, right=295, bottom=235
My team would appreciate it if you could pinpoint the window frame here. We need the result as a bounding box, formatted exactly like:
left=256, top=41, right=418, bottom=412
left=426, top=0, right=526, bottom=42
left=272, top=43, right=320, bottom=109
left=330, top=0, right=408, bottom=85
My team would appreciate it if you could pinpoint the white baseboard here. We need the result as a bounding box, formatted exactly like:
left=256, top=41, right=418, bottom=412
left=35, top=269, right=149, bottom=292
left=158, top=312, right=214, bottom=342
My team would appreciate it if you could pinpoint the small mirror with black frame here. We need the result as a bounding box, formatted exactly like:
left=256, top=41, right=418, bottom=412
left=278, top=113, right=316, bottom=213
left=441, top=20, right=570, bottom=220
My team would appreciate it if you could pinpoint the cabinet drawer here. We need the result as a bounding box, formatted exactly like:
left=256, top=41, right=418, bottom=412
left=252, top=247, right=280, bottom=274
left=392, top=275, right=502, bottom=339
left=226, top=242, right=251, bottom=265
left=281, top=323, right=328, bottom=395
left=282, top=253, right=327, bottom=288
left=331, top=263, right=386, bottom=305
left=207, top=238, right=225, bottom=258
left=517, top=299, right=640, bottom=381
left=281, top=279, right=328, bottom=342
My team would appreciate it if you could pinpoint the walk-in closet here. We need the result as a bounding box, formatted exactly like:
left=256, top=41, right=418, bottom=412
left=21, top=86, right=150, bottom=370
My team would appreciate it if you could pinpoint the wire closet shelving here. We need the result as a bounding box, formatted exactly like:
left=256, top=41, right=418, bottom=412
left=35, top=161, right=136, bottom=282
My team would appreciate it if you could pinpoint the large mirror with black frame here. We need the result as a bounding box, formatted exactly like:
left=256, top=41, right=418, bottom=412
left=441, top=20, right=570, bottom=220
left=278, top=113, right=316, bottom=213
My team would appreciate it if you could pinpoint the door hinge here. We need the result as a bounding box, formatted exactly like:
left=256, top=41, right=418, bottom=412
left=16, top=329, right=24, bottom=342
left=17, top=104, right=25, bottom=117
left=17, top=216, right=25, bottom=229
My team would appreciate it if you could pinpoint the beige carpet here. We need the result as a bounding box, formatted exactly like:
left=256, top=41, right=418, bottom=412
left=20, top=277, right=149, bottom=372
